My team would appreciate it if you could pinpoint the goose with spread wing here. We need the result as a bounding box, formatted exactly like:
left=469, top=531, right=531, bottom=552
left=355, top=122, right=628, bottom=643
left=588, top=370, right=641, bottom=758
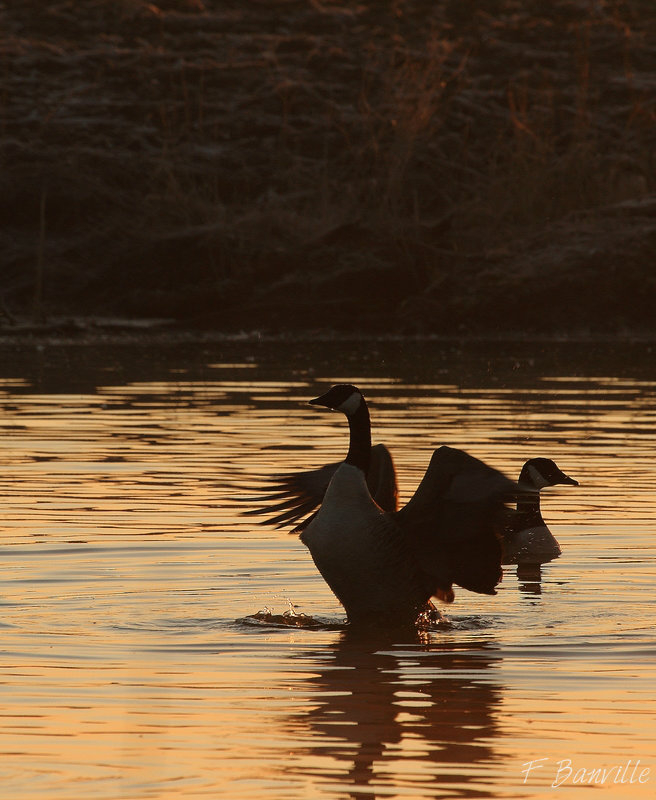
left=254, top=384, right=526, bottom=626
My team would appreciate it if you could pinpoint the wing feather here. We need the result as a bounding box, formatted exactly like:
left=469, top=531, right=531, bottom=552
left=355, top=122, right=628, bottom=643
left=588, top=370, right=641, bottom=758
left=245, top=444, right=398, bottom=530
left=396, top=446, right=530, bottom=596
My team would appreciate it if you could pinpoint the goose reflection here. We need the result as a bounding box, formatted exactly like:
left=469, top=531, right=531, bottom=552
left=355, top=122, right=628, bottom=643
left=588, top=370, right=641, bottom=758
left=284, top=629, right=504, bottom=799
left=516, top=563, right=545, bottom=596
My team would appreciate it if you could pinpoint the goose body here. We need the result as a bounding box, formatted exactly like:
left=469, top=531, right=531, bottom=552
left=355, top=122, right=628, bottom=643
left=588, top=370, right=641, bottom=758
left=255, top=384, right=524, bottom=626
left=301, top=463, right=428, bottom=625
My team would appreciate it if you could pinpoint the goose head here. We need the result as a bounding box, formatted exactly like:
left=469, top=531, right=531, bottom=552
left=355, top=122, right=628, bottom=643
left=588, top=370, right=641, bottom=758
left=310, top=384, right=364, bottom=416
left=521, top=458, right=578, bottom=490
left=310, top=384, right=371, bottom=473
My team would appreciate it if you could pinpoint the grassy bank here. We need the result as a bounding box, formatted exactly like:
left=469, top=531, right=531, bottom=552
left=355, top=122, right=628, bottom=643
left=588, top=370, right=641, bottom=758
left=1, top=0, right=655, bottom=333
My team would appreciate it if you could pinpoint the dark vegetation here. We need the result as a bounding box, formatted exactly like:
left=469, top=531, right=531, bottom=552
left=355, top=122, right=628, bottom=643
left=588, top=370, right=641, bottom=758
left=1, top=0, right=655, bottom=334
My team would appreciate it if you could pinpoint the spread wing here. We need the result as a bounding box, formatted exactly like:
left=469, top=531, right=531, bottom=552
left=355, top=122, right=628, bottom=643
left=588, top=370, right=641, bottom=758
left=366, top=443, right=399, bottom=513
left=242, top=461, right=337, bottom=529
left=395, top=446, right=532, bottom=597
left=244, top=443, right=398, bottom=531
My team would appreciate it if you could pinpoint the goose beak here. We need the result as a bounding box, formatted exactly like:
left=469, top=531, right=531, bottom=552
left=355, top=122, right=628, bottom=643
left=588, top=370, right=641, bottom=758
left=556, top=468, right=578, bottom=486
left=309, top=392, right=331, bottom=408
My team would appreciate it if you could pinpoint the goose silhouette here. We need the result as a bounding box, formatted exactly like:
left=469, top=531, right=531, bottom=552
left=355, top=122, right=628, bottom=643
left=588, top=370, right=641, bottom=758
left=253, top=384, right=532, bottom=626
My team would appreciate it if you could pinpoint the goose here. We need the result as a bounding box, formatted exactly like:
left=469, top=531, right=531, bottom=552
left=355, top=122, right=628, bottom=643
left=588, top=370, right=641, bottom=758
left=253, top=384, right=526, bottom=627
left=503, top=458, right=578, bottom=565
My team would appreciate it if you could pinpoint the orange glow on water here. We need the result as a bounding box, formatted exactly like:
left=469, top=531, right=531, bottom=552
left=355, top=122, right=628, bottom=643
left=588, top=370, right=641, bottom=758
left=0, top=341, right=654, bottom=798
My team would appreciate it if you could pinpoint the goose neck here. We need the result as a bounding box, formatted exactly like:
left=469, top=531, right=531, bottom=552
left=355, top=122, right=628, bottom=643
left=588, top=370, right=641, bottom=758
left=517, top=495, right=540, bottom=515
left=518, top=464, right=541, bottom=514
left=344, top=401, right=371, bottom=473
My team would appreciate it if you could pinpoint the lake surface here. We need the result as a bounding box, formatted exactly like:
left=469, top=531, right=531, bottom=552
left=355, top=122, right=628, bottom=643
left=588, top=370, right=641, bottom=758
left=0, top=335, right=654, bottom=799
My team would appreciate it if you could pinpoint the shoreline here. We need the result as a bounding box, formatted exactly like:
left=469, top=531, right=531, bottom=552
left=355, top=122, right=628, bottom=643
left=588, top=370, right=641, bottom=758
left=1, top=316, right=656, bottom=347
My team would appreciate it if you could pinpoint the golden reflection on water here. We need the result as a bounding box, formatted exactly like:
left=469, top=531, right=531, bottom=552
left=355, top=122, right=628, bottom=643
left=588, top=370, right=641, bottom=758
left=0, top=341, right=655, bottom=799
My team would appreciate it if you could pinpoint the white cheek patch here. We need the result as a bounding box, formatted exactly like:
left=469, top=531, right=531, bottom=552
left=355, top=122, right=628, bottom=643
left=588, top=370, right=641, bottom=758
left=527, top=464, right=550, bottom=489
left=337, top=391, right=362, bottom=416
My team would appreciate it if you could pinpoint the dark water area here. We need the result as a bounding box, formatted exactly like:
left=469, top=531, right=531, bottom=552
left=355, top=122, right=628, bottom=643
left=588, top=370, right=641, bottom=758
left=1, top=335, right=654, bottom=394
left=0, top=335, right=654, bottom=798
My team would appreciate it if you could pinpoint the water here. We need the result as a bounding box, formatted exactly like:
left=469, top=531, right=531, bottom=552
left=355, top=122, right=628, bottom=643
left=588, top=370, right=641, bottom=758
left=0, top=336, right=654, bottom=799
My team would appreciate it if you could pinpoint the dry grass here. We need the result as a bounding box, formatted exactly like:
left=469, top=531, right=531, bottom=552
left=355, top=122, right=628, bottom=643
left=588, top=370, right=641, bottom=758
left=1, top=0, right=655, bottom=331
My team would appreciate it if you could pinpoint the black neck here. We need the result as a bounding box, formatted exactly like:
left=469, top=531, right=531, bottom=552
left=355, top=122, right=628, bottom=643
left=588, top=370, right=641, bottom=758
left=344, top=400, right=371, bottom=473
left=518, top=464, right=542, bottom=515
left=517, top=495, right=541, bottom=517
